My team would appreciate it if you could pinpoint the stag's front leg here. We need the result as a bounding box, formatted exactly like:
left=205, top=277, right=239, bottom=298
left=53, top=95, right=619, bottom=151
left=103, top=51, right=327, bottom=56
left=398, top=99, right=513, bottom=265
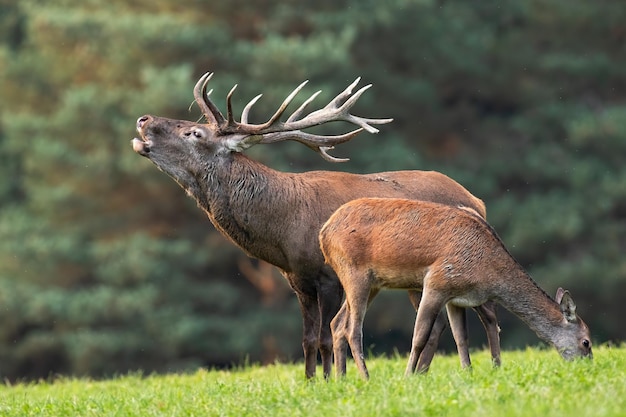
left=317, top=274, right=344, bottom=379
left=294, top=290, right=322, bottom=379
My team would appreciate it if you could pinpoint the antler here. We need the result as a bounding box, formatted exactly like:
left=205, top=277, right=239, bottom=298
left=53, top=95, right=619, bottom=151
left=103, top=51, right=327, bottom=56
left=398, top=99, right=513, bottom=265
left=193, top=72, right=393, bottom=162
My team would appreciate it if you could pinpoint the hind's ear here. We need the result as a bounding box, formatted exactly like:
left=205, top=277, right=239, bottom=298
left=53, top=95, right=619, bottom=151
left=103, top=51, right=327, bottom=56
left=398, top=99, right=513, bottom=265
left=556, top=288, right=577, bottom=323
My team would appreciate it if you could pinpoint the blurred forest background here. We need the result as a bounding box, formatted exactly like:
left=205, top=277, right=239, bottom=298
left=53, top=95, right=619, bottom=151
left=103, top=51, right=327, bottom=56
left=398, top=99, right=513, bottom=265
left=1, top=0, right=625, bottom=381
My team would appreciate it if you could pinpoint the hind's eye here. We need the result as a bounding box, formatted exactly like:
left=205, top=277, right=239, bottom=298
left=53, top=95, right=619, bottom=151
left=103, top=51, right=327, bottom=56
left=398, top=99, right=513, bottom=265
left=582, top=339, right=590, bottom=348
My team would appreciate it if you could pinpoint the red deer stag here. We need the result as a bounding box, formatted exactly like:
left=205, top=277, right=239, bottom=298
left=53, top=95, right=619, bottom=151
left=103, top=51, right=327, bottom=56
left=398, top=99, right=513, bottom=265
left=132, top=72, right=500, bottom=378
left=320, top=197, right=593, bottom=379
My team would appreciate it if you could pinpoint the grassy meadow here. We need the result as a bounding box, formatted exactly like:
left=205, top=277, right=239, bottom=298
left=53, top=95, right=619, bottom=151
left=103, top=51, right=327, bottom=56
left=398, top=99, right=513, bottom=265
left=0, top=345, right=624, bottom=417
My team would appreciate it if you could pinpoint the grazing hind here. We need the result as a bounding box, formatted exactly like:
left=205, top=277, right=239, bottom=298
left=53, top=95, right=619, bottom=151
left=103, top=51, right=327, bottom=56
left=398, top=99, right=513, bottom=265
left=320, top=198, right=592, bottom=379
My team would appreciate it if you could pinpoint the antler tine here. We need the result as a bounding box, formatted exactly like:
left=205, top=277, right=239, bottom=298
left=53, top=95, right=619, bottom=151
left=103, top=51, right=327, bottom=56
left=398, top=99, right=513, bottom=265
left=226, top=84, right=238, bottom=125
left=286, top=90, right=322, bottom=123
left=335, top=84, right=384, bottom=133
left=327, top=83, right=392, bottom=133
left=336, top=83, right=371, bottom=112
left=316, top=83, right=394, bottom=134
left=255, top=80, right=310, bottom=130
left=241, top=94, right=263, bottom=124
left=345, top=115, right=395, bottom=134
left=193, top=72, right=213, bottom=119
left=325, top=77, right=361, bottom=109
left=317, top=146, right=350, bottom=163
left=193, top=72, right=226, bottom=126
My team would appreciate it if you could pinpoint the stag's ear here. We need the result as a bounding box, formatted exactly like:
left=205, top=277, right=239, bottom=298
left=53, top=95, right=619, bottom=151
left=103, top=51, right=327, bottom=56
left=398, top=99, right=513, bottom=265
left=224, top=134, right=264, bottom=152
left=556, top=288, right=577, bottom=323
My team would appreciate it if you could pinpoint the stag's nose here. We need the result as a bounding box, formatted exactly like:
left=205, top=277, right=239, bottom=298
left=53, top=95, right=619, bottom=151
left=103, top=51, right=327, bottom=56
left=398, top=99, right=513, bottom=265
left=136, top=115, right=150, bottom=130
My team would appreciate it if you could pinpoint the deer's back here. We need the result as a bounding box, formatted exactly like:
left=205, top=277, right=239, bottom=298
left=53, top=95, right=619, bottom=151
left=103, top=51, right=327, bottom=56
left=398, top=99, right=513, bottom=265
left=300, top=169, right=486, bottom=220
left=319, top=198, right=503, bottom=290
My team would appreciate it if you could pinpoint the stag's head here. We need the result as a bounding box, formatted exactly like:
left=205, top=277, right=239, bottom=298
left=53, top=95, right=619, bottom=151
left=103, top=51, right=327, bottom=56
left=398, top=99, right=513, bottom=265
left=132, top=72, right=392, bottom=187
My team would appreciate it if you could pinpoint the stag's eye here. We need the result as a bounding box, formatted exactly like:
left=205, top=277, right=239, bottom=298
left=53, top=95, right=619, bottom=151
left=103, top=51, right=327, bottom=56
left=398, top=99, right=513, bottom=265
left=182, top=129, right=204, bottom=140
left=582, top=339, right=590, bottom=349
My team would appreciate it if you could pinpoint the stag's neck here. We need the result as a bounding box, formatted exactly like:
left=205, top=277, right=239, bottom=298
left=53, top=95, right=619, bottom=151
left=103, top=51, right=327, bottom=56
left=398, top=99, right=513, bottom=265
left=194, top=152, right=280, bottom=223
left=188, top=152, right=299, bottom=267
left=495, top=268, right=564, bottom=347
left=197, top=153, right=277, bottom=210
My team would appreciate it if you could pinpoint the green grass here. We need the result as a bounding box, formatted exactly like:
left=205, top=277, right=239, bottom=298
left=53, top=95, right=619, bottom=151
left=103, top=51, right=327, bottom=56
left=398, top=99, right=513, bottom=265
left=1, top=345, right=624, bottom=417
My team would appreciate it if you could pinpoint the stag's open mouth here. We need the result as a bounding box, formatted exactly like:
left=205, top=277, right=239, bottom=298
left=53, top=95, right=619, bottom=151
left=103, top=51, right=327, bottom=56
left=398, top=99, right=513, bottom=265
left=132, top=116, right=153, bottom=156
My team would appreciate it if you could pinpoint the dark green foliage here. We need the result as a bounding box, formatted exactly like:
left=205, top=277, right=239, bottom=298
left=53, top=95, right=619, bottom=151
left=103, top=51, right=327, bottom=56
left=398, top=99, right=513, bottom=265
left=0, top=0, right=624, bottom=380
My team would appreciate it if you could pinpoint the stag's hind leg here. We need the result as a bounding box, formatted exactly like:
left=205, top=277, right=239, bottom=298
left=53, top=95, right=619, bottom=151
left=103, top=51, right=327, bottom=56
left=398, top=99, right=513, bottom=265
left=318, top=272, right=345, bottom=379
left=334, top=285, right=381, bottom=378
left=331, top=301, right=349, bottom=377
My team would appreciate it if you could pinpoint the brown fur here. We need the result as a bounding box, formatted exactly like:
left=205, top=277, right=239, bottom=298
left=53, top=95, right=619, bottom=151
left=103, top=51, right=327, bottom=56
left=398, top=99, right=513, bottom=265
left=320, top=198, right=592, bottom=378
